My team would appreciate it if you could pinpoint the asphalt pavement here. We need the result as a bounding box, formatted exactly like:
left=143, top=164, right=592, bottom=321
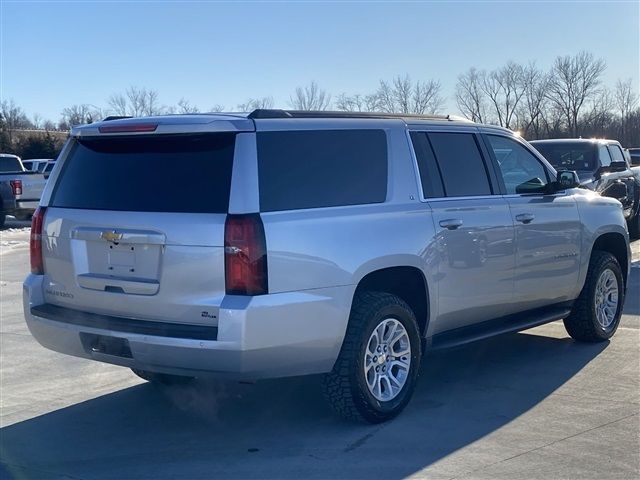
left=1, top=218, right=638, bottom=479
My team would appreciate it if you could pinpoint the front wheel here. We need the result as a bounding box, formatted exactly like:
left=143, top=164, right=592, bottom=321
left=322, top=291, right=422, bottom=423
left=564, top=251, right=624, bottom=342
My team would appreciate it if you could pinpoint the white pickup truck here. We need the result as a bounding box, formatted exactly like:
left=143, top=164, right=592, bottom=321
left=0, top=153, right=48, bottom=228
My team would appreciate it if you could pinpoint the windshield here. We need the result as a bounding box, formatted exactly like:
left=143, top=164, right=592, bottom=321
left=532, top=143, right=597, bottom=171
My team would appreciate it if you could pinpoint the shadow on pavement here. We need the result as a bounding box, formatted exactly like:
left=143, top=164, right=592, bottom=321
left=0, top=331, right=607, bottom=479
left=623, top=264, right=639, bottom=316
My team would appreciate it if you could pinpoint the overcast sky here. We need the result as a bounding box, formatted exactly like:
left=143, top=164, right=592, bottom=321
left=2, top=0, right=638, bottom=121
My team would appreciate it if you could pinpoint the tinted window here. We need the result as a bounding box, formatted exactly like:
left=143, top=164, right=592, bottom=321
left=532, top=142, right=596, bottom=171
left=608, top=144, right=625, bottom=163
left=0, top=156, right=22, bottom=172
left=427, top=132, right=491, bottom=196
left=599, top=145, right=612, bottom=166
left=410, top=132, right=444, bottom=198
left=257, top=130, right=387, bottom=211
left=51, top=133, right=235, bottom=213
left=487, top=135, right=549, bottom=194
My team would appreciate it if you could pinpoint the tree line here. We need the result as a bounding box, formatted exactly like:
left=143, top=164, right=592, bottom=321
left=1, top=50, right=638, bottom=160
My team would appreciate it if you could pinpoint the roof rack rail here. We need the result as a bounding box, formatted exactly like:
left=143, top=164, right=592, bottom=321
left=102, top=116, right=132, bottom=122
left=248, top=109, right=471, bottom=122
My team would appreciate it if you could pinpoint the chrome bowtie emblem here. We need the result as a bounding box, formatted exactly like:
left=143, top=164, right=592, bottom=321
left=101, top=230, right=123, bottom=243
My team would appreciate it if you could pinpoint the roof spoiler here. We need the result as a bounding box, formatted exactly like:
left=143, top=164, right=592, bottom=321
left=102, top=116, right=133, bottom=122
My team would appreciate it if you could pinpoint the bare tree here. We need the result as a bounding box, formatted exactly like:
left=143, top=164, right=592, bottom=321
left=237, top=97, right=274, bottom=111
left=372, top=75, right=443, bottom=114
left=290, top=81, right=331, bottom=110
left=546, top=51, right=606, bottom=136
left=581, top=88, right=614, bottom=136
left=335, top=93, right=380, bottom=112
left=108, top=93, right=128, bottom=116
left=615, top=78, right=639, bottom=143
left=176, top=98, right=200, bottom=114
left=456, top=68, right=487, bottom=123
left=1, top=99, right=32, bottom=143
left=61, top=104, right=102, bottom=126
left=32, top=114, right=42, bottom=129
left=517, top=63, right=549, bottom=139
left=209, top=104, right=225, bottom=112
left=481, top=62, right=526, bottom=129
left=107, top=87, right=164, bottom=117
left=411, top=78, right=444, bottom=115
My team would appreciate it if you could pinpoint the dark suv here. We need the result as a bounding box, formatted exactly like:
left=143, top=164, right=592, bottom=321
left=531, top=139, right=639, bottom=236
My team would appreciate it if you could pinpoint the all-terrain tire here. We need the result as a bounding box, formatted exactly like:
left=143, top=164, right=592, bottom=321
left=131, top=368, right=195, bottom=385
left=563, top=251, right=624, bottom=342
left=322, top=291, right=422, bottom=423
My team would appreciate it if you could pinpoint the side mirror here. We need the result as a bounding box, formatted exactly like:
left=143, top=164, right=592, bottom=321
left=556, top=170, right=580, bottom=190
left=44, top=172, right=50, bottom=180
left=610, top=161, right=628, bottom=172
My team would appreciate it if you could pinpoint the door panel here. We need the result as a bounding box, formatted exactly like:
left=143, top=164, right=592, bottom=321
left=506, top=194, right=581, bottom=311
left=428, top=197, right=515, bottom=333
left=482, top=133, right=582, bottom=313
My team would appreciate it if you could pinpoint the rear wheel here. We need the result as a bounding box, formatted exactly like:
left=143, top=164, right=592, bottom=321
left=322, top=291, right=422, bottom=423
left=131, top=368, right=195, bottom=385
left=564, top=251, right=624, bottom=342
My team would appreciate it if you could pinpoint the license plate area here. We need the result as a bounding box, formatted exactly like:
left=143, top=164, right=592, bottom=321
left=80, top=333, right=132, bottom=358
left=70, top=227, right=165, bottom=295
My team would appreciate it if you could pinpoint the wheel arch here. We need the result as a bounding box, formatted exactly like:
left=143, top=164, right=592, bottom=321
left=353, top=265, right=430, bottom=337
left=590, top=232, right=629, bottom=287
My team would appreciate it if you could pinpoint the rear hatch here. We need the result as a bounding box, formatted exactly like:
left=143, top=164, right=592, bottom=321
left=41, top=130, right=238, bottom=326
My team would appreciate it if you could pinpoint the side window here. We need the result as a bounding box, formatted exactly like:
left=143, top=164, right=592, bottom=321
left=607, top=145, right=625, bottom=164
left=427, top=132, right=492, bottom=197
left=599, top=145, right=612, bottom=167
left=487, top=135, right=549, bottom=195
left=409, top=132, right=444, bottom=198
left=257, top=130, right=387, bottom=212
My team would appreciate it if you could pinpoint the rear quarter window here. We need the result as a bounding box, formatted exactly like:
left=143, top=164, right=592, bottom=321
left=50, top=133, right=235, bottom=213
left=257, top=129, right=387, bottom=212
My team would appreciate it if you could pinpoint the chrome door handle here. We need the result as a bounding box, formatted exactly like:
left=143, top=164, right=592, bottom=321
left=515, top=213, right=535, bottom=224
left=439, top=219, right=463, bottom=230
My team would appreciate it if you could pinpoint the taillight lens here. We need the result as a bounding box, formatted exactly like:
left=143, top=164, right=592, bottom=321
left=10, top=180, right=22, bottom=195
left=224, top=214, right=268, bottom=295
left=30, top=207, right=46, bottom=275
left=98, top=123, right=158, bottom=133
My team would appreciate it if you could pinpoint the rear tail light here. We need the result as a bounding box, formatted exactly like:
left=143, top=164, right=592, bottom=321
left=30, top=207, right=46, bottom=275
left=10, top=180, right=22, bottom=196
left=224, top=214, right=268, bottom=295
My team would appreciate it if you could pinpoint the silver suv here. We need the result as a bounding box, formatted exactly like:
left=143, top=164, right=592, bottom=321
left=23, top=110, right=631, bottom=423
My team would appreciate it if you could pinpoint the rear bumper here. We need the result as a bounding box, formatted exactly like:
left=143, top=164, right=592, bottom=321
left=15, top=199, right=39, bottom=211
left=23, top=274, right=353, bottom=379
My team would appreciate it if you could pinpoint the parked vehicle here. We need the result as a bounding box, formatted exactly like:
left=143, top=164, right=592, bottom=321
left=628, top=147, right=640, bottom=167
left=530, top=139, right=639, bottom=236
left=0, top=154, right=49, bottom=227
left=22, top=159, right=54, bottom=173
left=23, top=111, right=630, bottom=422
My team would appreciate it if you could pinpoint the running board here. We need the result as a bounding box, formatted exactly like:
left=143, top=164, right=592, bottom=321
left=428, top=306, right=572, bottom=351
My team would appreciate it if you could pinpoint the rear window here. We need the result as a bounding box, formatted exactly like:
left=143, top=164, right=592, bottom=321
left=532, top=142, right=596, bottom=171
left=51, top=133, right=235, bottom=213
left=0, top=156, right=22, bottom=172
left=257, top=130, right=387, bottom=212
left=427, top=132, right=492, bottom=197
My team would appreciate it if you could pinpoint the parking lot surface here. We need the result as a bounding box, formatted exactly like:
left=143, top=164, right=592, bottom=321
left=1, top=218, right=639, bottom=479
